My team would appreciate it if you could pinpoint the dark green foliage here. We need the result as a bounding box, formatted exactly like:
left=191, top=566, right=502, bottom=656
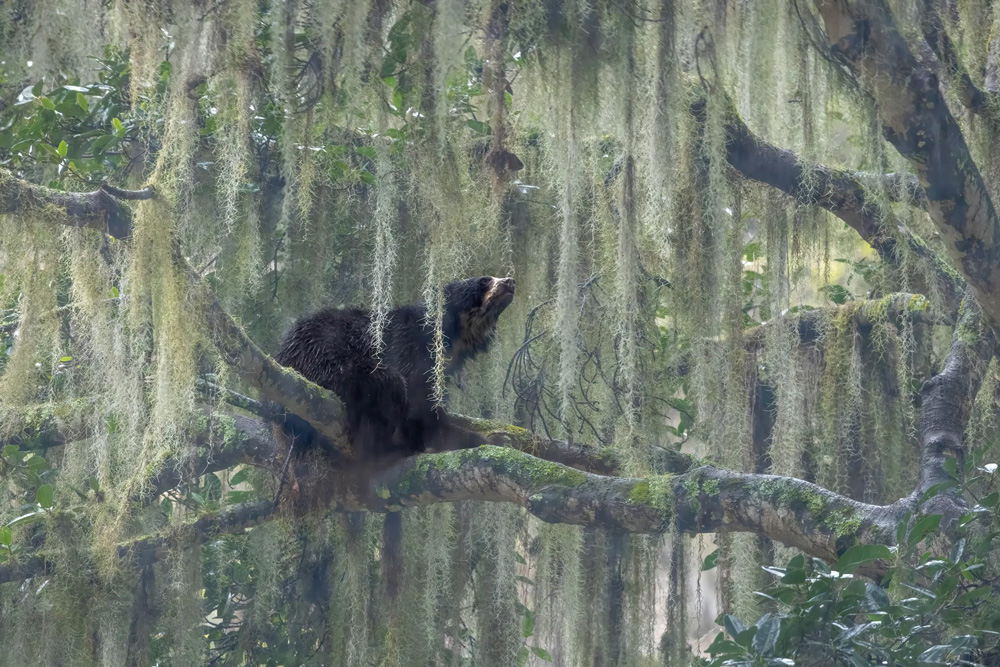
left=0, top=47, right=140, bottom=185
left=702, top=468, right=1000, bottom=666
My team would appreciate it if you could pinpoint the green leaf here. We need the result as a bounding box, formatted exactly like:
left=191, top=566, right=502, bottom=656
left=39, top=143, right=62, bottom=159
left=225, top=490, right=252, bottom=504
left=39, top=97, right=55, bottom=110
left=112, top=117, right=124, bottom=136
left=530, top=646, right=552, bottom=662
left=91, top=134, right=121, bottom=155
left=88, top=476, right=100, bottom=493
left=824, top=284, right=851, bottom=305
left=943, top=456, right=959, bottom=477
left=743, top=241, right=763, bottom=261
left=522, top=610, right=535, bottom=637
left=6, top=511, right=45, bottom=528
left=24, top=454, right=47, bottom=471
left=835, top=544, right=892, bottom=574
left=466, top=119, right=490, bottom=135
left=920, top=480, right=958, bottom=504
left=780, top=568, right=806, bottom=584
left=57, top=140, right=68, bottom=157
left=59, top=356, right=73, bottom=362
left=76, top=92, right=89, bottom=112
left=897, top=510, right=912, bottom=547
left=0, top=526, right=11, bottom=547
left=752, top=614, right=780, bottom=654
left=356, top=145, right=377, bottom=159
left=702, top=549, right=719, bottom=571
left=918, top=645, right=954, bottom=663
left=907, top=514, right=942, bottom=550
left=229, top=468, right=249, bottom=486
left=37, top=484, right=54, bottom=508
left=955, top=586, right=992, bottom=606
left=722, top=614, right=747, bottom=641
left=358, top=170, right=377, bottom=186
left=839, top=621, right=880, bottom=643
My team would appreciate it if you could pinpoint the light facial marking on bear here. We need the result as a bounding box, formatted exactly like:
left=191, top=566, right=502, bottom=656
left=483, top=276, right=502, bottom=305
left=456, top=277, right=514, bottom=350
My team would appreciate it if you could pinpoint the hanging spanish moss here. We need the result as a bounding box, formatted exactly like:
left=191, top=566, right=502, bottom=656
left=0, top=1, right=973, bottom=664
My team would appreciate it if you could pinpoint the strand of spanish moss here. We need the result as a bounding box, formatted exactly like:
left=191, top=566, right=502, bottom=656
left=615, top=17, right=642, bottom=442
left=553, top=60, right=581, bottom=423
left=471, top=504, right=522, bottom=666
left=662, top=534, right=688, bottom=665
left=369, top=148, right=399, bottom=356
left=406, top=505, right=457, bottom=662
left=274, top=1, right=307, bottom=237
left=162, top=546, right=206, bottom=664
left=312, top=0, right=371, bottom=97
left=421, top=252, right=448, bottom=408
left=532, top=523, right=583, bottom=664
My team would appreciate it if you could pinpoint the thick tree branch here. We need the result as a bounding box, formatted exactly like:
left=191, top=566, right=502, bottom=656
left=0, top=168, right=149, bottom=240
left=188, top=265, right=354, bottom=459
left=696, top=94, right=893, bottom=259
left=294, top=447, right=901, bottom=572
left=122, top=500, right=276, bottom=568
left=918, top=0, right=999, bottom=117
left=917, top=297, right=994, bottom=500
left=812, top=0, right=1000, bottom=330
left=0, top=446, right=905, bottom=585
left=6, top=302, right=986, bottom=588
left=744, top=292, right=942, bottom=350
left=147, top=413, right=278, bottom=498
left=694, top=93, right=964, bottom=311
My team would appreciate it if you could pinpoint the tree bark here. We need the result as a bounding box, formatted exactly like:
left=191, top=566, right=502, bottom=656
left=693, top=92, right=964, bottom=312
left=813, top=0, right=1000, bottom=331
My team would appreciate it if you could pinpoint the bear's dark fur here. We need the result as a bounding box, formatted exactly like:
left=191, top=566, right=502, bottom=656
left=275, top=276, right=515, bottom=459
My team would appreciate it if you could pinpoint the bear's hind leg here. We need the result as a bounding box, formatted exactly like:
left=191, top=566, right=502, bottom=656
left=344, top=367, right=410, bottom=460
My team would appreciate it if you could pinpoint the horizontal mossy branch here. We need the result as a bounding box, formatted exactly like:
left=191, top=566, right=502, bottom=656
left=447, top=413, right=701, bottom=475
left=0, top=500, right=274, bottom=586
left=296, top=447, right=903, bottom=568
left=0, top=168, right=150, bottom=240
left=146, top=412, right=277, bottom=499
left=0, top=400, right=91, bottom=451
left=812, top=0, right=1000, bottom=331
left=0, top=447, right=910, bottom=585
left=119, top=500, right=276, bottom=569
left=0, top=400, right=695, bottom=507
left=743, top=292, right=941, bottom=350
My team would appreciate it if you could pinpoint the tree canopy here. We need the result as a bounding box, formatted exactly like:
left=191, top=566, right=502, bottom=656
left=2, top=0, right=1000, bottom=665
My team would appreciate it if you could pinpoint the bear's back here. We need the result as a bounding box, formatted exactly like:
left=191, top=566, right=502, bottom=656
left=275, top=307, right=378, bottom=390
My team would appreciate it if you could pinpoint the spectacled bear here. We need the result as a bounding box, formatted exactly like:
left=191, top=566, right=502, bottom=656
left=274, top=276, right=515, bottom=460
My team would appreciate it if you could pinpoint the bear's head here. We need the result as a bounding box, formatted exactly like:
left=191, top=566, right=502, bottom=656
left=442, top=276, right=515, bottom=356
